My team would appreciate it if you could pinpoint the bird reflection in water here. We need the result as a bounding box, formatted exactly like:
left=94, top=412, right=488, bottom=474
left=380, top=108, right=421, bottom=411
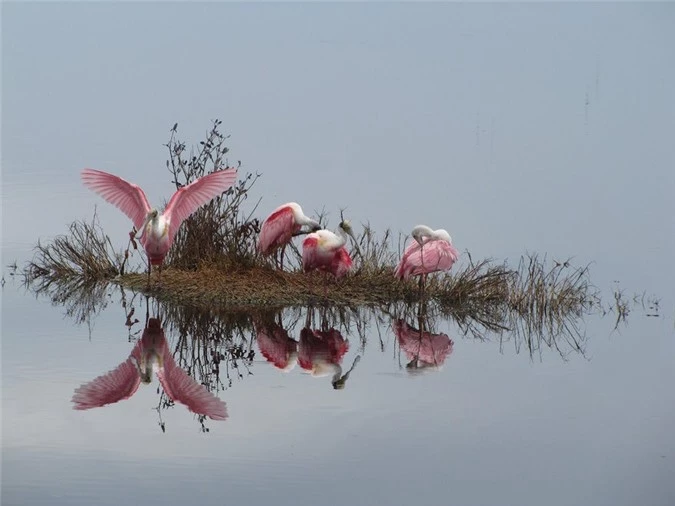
left=255, top=309, right=361, bottom=389
left=393, top=316, right=454, bottom=373
left=254, top=318, right=299, bottom=372
left=71, top=314, right=227, bottom=421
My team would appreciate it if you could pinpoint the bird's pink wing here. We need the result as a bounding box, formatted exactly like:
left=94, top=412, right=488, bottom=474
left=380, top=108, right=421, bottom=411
left=331, top=248, right=353, bottom=278
left=163, top=168, right=238, bottom=242
left=394, top=239, right=422, bottom=279
left=314, top=328, right=349, bottom=363
left=422, top=241, right=459, bottom=272
left=81, top=169, right=151, bottom=230
left=397, top=240, right=459, bottom=278
left=157, top=348, right=228, bottom=421
left=258, top=206, right=296, bottom=253
left=71, top=357, right=141, bottom=410
left=256, top=322, right=297, bottom=369
left=394, top=319, right=453, bottom=365
left=302, top=235, right=320, bottom=272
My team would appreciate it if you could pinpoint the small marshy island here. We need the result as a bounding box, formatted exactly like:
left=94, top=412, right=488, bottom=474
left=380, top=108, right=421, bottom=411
left=23, top=121, right=598, bottom=337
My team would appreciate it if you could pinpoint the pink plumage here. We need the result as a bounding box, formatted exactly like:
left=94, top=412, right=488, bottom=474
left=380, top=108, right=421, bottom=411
left=71, top=318, right=227, bottom=420
left=255, top=320, right=298, bottom=371
left=258, top=204, right=303, bottom=254
left=393, top=320, right=454, bottom=369
left=81, top=167, right=237, bottom=267
left=71, top=357, right=141, bottom=410
left=302, top=233, right=353, bottom=279
left=394, top=234, right=459, bottom=280
left=297, top=327, right=349, bottom=372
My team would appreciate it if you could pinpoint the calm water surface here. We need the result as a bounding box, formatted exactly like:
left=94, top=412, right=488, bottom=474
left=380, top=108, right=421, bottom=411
left=3, top=3, right=675, bottom=506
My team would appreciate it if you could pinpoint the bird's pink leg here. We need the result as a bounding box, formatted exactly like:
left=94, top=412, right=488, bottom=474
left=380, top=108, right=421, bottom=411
left=280, top=245, right=286, bottom=271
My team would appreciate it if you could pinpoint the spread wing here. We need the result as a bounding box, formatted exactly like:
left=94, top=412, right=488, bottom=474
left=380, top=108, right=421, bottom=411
left=71, top=357, right=141, bottom=410
left=163, top=168, right=238, bottom=242
left=156, top=348, right=228, bottom=421
left=81, top=168, right=152, bottom=230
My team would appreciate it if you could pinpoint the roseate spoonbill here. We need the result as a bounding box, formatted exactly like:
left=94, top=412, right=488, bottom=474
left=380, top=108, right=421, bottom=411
left=393, top=319, right=454, bottom=373
left=302, top=220, right=357, bottom=281
left=298, top=327, right=359, bottom=389
left=81, top=167, right=237, bottom=281
left=254, top=319, right=299, bottom=372
left=71, top=317, right=227, bottom=420
left=394, top=225, right=459, bottom=299
left=258, top=202, right=321, bottom=270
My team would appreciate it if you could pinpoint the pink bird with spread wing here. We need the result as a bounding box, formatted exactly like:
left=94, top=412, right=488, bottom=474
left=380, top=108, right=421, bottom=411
left=81, top=167, right=237, bottom=278
left=258, top=202, right=321, bottom=269
left=394, top=225, right=459, bottom=297
left=71, top=317, right=227, bottom=420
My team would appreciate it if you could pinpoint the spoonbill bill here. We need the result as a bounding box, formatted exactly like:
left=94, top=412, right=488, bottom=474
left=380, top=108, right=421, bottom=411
left=71, top=317, right=227, bottom=420
left=81, top=167, right=237, bottom=280
left=394, top=225, right=459, bottom=298
left=258, top=202, right=321, bottom=269
left=302, top=220, right=357, bottom=280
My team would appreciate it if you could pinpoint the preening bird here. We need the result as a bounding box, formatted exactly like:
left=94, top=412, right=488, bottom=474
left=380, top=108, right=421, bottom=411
left=81, top=167, right=237, bottom=280
left=258, top=202, right=321, bottom=269
left=302, top=220, right=357, bottom=280
left=394, top=225, right=459, bottom=297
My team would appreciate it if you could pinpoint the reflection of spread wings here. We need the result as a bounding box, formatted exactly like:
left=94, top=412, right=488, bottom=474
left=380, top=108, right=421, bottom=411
left=71, top=356, right=141, bottom=410
left=157, top=347, right=228, bottom=421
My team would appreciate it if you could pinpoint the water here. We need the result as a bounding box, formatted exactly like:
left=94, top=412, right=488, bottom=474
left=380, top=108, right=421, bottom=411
left=3, top=3, right=675, bottom=506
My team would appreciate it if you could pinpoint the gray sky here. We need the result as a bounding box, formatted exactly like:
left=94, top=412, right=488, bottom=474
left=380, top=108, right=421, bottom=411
left=3, top=3, right=674, bottom=295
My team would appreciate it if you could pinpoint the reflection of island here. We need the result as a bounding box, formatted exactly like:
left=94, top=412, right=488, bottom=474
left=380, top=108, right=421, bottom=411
left=393, top=319, right=453, bottom=373
left=72, top=317, right=227, bottom=420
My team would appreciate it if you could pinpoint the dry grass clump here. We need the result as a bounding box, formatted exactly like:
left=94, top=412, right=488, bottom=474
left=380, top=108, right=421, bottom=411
left=164, top=120, right=263, bottom=270
left=24, top=212, right=124, bottom=289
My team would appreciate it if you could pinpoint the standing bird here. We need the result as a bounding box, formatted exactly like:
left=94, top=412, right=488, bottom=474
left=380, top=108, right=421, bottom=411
left=258, top=202, right=321, bottom=270
left=81, top=167, right=237, bottom=281
left=394, top=225, right=459, bottom=299
left=302, top=220, right=357, bottom=281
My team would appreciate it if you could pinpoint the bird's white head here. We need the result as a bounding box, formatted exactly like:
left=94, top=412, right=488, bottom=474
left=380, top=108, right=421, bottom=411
left=411, top=225, right=434, bottom=246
